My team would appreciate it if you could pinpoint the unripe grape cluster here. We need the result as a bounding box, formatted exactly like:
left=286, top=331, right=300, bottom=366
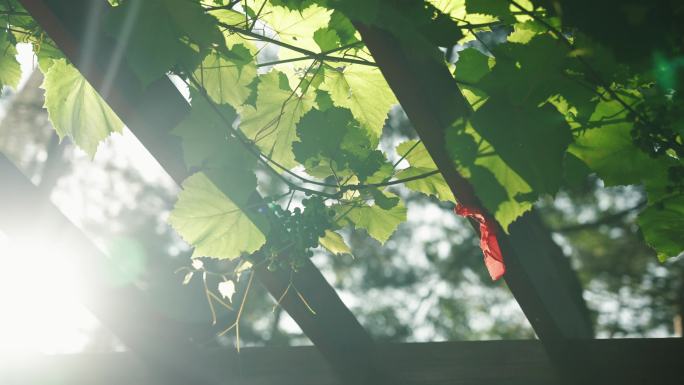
left=264, top=196, right=335, bottom=271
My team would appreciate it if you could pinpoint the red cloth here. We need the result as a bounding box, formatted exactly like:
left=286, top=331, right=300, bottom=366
left=454, top=203, right=506, bottom=281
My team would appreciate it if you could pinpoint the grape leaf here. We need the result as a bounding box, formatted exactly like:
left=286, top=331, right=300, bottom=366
left=394, top=140, right=454, bottom=201
left=470, top=97, right=572, bottom=195
left=341, top=198, right=407, bottom=244
left=464, top=164, right=509, bottom=215
left=476, top=151, right=534, bottom=231
left=239, top=70, right=314, bottom=168
left=465, top=0, right=513, bottom=23
left=314, top=28, right=340, bottom=51
left=319, top=65, right=397, bottom=139
left=293, top=107, right=387, bottom=180
left=261, top=3, right=331, bottom=58
left=42, top=59, right=124, bottom=157
left=319, top=230, right=351, bottom=255
left=446, top=126, right=534, bottom=230
left=396, top=167, right=454, bottom=202
left=570, top=99, right=665, bottom=186
left=169, top=172, right=266, bottom=260
left=171, top=90, right=238, bottom=169
left=0, top=31, right=21, bottom=89
left=638, top=195, right=684, bottom=261
left=195, top=46, right=256, bottom=108
left=108, top=0, right=223, bottom=85
left=454, top=48, right=490, bottom=85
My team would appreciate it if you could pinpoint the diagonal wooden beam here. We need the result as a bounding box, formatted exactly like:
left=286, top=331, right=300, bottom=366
left=18, top=1, right=387, bottom=383
left=352, top=20, right=592, bottom=342
left=0, top=154, right=227, bottom=385
left=352, top=16, right=596, bottom=384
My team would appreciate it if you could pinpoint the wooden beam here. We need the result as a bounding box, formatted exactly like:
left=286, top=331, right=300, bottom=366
left=0, top=154, right=228, bottom=385
left=3, top=339, right=683, bottom=385
left=18, top=1, right=386, bottom=383
left=353, top=15, right=596, bottom=385
left=352, top=21, right=593, bottom=340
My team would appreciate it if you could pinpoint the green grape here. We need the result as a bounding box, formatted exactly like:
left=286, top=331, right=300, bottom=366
left=261, top=195, right=334, bottom=272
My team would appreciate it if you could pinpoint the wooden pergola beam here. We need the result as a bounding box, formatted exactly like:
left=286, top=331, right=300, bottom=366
left=352, top=22, right=593, bottom=340
left=353, top=16, right=598, bottom=385
left=18, top=1, right=386, bottom=383
left=0, top=154, right=228, bottom=385
left=3, top=339, right=683, bottom=385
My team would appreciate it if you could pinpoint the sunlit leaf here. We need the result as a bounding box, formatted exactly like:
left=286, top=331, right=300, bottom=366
left=638, top=195, right=684, bottom=261
left=240, top=70, right=315, bottom=168
left=169, top=173, right=267, bottom=260
left=42, top=59, right=124, bottom=157
left=341, top=198, right=407, bottom=244
left=196, top=46, right=256, bottom=108
left=319, top=65, right=397, bottom=139
left=319, top=230, right=351, bottom=255
left=0, top=30, right=21, bottom=89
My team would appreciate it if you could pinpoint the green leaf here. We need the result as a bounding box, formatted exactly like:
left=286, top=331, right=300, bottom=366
left=35, top=41, right=65, bottom=73
left=171, top=89, right=238, bottom=169
left=239, top=70, right=314, bottom=168
left=261, top=3, right=332, bottom=59
left=42, top=59, right=124, bottom=157
left=475, top=151, right=534, bottom=231
left=454, top=48, right=490, bottom=85
left=396, top=167, right=454, bottom=202
left=465, top=0, right=513, bottom=22
left=293, top=107, right=387, bottom=181
left=393, top=2, right=463, bottom=47
left=508, top=20, right=546, bottom=44
left=108, top=0, right=223, bottom=85
left=319, top=65, right=397, bottom=139
left=395, top=140, right=454, bottom=201
left=445, top=127, right=479, bottom=166
left=465, top=164, right=509, bottom=214
left=319, top=230, right=351, bottom=255
left=325, top=0, right=381, bottom=25
left=448, top=125, right=534, bottom=231
left=327, top=10, right=360, bottom=46
left=471, top=97, right=572, bottom=194
left=342, top=198, right=407, bottom=244
left=314, top=28, right=340, bottom=51
left=195, top=46, right=256, bottom=108
left=172, top=89, right=260, bottom=206
left=169, top=173, right=266, bottom=260
left=396, top=140, right=435, bottom=169
left=638, top=195, right=684, bottom=261
left=0, top=30, right=21, bottom=89
left=481, top=35, right=592, bottom=113
left=370, top=188, right=400, bottom=209
left=563, top=152, right=592, bottom=190
left=570, top=99, right=665, bottom=186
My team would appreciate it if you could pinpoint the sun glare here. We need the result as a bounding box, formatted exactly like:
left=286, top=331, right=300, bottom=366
left=0, top=231, right=99, bottom=355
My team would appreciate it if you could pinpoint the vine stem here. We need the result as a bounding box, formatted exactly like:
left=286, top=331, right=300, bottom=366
left=218, top=270, right=255, bottom=352
left=184, top=71, right=445, bottom=197
left=217, top=22, right=376, bottom=67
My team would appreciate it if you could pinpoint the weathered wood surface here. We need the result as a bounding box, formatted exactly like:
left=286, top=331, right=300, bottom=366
left=3, top=339, right=683, bottom=385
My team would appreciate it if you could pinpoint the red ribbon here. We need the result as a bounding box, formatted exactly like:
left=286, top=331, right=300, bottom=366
left=454, top=203, right=506, bottom=281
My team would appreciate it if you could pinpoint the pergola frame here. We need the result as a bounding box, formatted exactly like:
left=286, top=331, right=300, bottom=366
left=1, top=1, right=682, bottom=384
